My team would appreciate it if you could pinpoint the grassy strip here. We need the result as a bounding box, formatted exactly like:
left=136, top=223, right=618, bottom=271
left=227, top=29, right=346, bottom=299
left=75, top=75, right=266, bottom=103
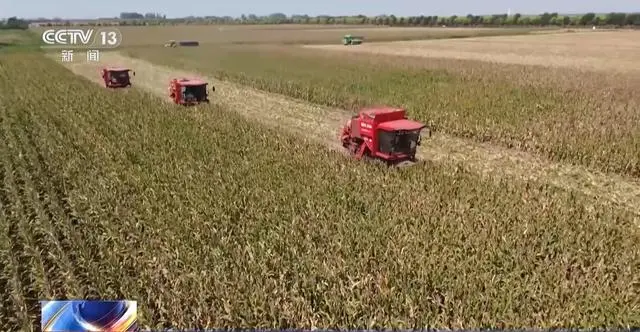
left=0, top=30, right=41, bottom=53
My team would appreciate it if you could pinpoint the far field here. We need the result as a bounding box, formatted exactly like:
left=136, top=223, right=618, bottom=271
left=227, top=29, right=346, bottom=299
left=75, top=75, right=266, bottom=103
left=0, top=26, right=639, bottom=329
left=306, top=30, right=640, bottom=73
left=121, top=28, right=640, bottom=178
left=32, top=25, right=546, bottom=46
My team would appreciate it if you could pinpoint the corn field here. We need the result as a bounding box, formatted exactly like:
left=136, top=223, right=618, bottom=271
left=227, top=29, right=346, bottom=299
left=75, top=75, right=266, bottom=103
left=0, top=44, right=639, bottom=330
left=123, top=39, right=640, bottom=178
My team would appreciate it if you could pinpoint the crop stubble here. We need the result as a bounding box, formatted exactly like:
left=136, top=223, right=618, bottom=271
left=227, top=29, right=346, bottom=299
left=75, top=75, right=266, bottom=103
left=61, top=51, right=640, bottom=216
left=305, top=30, right=640, bottom=73
left=108, top=26, right=537, bottom=46
left=2, top=51, right=639, bottom=328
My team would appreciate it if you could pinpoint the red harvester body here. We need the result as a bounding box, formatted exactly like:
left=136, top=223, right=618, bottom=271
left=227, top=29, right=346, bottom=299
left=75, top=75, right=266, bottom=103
left=101, top=67, right=134, bottom=88
left=168, top=78, right=215, bottom=106
left=340, top=107, right=429, bottom=165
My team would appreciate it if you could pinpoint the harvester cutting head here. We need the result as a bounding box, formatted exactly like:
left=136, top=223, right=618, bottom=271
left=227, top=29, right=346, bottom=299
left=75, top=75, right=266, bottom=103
left=168, top=78, right=215, bottom=106
left=340, top=106, right=430, bottom=166
left=101, top=67, right=134, bottom=88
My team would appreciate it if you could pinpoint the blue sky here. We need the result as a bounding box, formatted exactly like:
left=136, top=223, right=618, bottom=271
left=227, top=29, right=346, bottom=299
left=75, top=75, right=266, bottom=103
left=2, top=0, right=638, bottom=19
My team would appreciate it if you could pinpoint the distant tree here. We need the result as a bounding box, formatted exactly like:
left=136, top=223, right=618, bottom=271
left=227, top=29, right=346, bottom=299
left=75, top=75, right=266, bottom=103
left=625, top=13, right=640, bottom=25
left=389, top=15, right=397, bottom=25
left=0, top=16, right=28, bottom=29
left=579, top=12, right=596, bottom=25
left=268, top=13, right=287, bottom=24
left=27, top=10, right=640, bottom=28
left=540, top=12, right=551, bottom=25
left=120, top=12, right=144, bottom=19
left=605, top=12, right=626, bottom=25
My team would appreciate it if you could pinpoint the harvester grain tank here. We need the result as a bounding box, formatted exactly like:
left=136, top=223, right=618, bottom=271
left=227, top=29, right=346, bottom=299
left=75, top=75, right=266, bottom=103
left=101, top=67, right=135, bottom=88
left=340, top=107, right=430, bottom=165
left=168, top=78, right=215, bottom=106
left=343, top=34, right=364, bottom=45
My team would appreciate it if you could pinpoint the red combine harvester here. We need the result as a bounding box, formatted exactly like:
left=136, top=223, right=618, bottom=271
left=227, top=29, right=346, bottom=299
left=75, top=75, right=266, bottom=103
left=168, top=78, right=215, bottom=106
left=340, top=107, right=430, bottom=165
left=101, top=67, right=134, bottom=88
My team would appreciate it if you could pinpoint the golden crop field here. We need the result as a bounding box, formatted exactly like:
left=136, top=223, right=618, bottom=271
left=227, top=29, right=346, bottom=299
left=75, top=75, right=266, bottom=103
left=112, top=25, right=539, bottom=46
left=306, top=30, right=640, bottom=73
left=1, top=27, right=639, bottom=329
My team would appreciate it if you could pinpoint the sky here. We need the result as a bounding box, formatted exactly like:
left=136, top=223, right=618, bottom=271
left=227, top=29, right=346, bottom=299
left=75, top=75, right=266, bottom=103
left=2, top=0, right=638, bottom=19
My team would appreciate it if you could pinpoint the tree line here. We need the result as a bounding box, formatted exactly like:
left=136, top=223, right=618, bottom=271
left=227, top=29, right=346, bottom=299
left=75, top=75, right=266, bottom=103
left=219, top=12, right=640, bottom=27
left=14, top=11, right=640, bottom=28
left=118, top=11, right=640, bottom=27
left=0, top=17, right=29, bottom=29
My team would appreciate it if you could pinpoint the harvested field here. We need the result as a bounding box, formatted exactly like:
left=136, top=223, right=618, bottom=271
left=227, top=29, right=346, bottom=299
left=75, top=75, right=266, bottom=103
left=1, top=51, right=639, bottom=329
left=305, top=30, right=640, bottom=73
left=110, top=26, right=540, bottom=46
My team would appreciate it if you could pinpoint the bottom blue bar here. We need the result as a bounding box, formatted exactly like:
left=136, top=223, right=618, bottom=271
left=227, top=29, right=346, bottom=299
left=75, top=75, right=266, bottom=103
left=40, top=300, right=137, bottom=332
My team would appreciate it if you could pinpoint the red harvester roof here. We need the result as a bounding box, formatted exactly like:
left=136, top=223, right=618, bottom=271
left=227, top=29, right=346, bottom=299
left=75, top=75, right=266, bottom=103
left=361, top=107, right=404, bottom=117
left=106, top=67, right=131, bottom=71
left=177, top=78, right=207, bottom=86
left=378, top=119, right=426, bottom=131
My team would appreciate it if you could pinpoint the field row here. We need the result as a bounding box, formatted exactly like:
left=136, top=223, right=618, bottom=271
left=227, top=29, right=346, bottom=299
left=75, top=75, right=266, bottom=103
left=63, top=51, right=640, bottom=215
left=1, top=52, right=638, bottom=328
left=123, top=42, right=640, bottom=177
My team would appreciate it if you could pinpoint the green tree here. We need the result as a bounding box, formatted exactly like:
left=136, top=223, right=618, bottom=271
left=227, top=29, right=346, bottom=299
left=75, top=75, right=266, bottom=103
left=580, top=13, right=596, bottom=25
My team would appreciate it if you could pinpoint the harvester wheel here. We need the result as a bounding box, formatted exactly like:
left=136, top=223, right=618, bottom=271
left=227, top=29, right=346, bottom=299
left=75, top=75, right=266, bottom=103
left=348, top=139, right=362, bottom=155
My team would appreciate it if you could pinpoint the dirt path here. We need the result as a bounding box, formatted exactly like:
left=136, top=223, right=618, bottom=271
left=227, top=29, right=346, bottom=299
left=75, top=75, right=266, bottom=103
left=58, top=52, right=640, bottom=217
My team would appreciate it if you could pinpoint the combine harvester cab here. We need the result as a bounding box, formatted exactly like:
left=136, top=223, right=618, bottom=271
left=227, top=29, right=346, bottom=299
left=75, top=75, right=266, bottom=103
left=101, top=67, right=135, bottom=88
left=168, top=78, right=215, bottom=106
left=343, top=34, right=364, bottom=45
left=340, top=107, right=430, bottom=166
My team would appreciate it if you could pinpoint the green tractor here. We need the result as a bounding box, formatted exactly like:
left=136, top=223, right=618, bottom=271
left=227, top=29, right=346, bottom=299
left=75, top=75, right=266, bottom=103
left=342, top=34, right=364, bottom=45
